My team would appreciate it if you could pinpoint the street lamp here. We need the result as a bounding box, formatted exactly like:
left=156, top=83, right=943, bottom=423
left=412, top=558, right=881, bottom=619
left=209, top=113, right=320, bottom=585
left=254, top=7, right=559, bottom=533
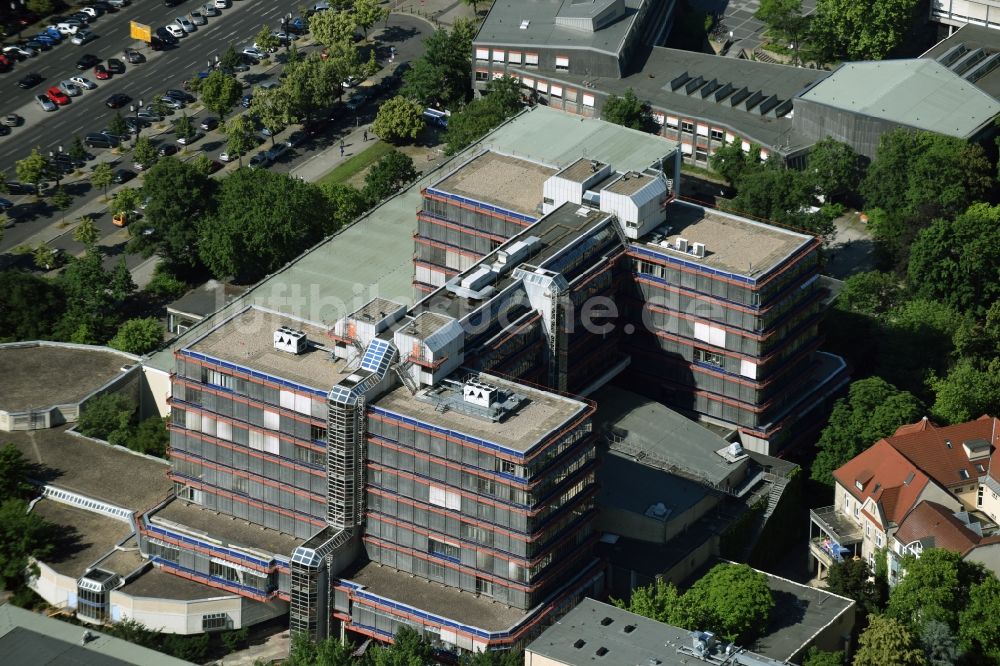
left=129, top=99, right=144, bottom=140
left=49, top=145, right=64, bottom=190
left=282, top=13, right=292, bottom=51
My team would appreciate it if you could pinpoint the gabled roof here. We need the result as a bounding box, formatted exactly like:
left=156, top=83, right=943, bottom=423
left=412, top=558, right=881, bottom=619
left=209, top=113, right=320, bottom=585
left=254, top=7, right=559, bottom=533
left=894, top=501, right=981, bottom=555
left=885, top=416, right=999, bottom=488
left=833, top=439, right=931, bottom=526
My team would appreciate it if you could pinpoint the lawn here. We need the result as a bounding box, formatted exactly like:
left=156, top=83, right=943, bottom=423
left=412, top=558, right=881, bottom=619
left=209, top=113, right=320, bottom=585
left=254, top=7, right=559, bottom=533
left=316, top=140, right=394, bottom=189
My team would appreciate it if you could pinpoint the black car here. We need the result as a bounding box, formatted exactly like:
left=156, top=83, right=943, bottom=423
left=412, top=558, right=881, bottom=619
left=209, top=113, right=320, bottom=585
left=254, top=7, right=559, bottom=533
left=198, top=116, right=218, bottom=131
left=157, top=144, right=178, bottom=157
left=5, top=181, right=37, bottom=195
left=112, top=168, right=135, bottom=184
left=105, top=93, right=130, bottom=108
left=150, top=36, right=166, bottom=51
left=84, top=132, right=119, bottom=148
left=124, top=117, right=147, bottom=133
left=93, top=1, right=116, bottom=12
left=165, top=89, right=195, bottom=103
left=123, top=48, right=145, bottom=64
left=17, top=73, right=42, bottom=88
left=23, top=40, right=49, bottom=51
left=154, top=27, right=178, bottom=44
left=106, top=58, right=125, bottom=74
left=76, top=54, right=100, bottom=69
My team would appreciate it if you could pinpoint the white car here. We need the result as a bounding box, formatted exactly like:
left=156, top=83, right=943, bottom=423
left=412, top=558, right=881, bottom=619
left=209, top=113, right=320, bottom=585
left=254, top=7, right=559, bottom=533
left=55, top=23, right=79, bottom=35
left=80, top=6, right=99, bottom=18
left=214, top=0, right=228, bottom=7
left=242, top=46, right=266, bottom=60
left=70, top=29, right=96, bottom=45
left=59, top=80, right=82, bottom=96
left=174, top=16, right=195, bottom=33
left=165, top=24, right=185, bottom=38
left=69, top=75, right=97, bottom=90
left=4, top=45, right=35, bottom=58
left=176, top=131, right=204, bottom=145
left=218, top=149, right=236, bottom=162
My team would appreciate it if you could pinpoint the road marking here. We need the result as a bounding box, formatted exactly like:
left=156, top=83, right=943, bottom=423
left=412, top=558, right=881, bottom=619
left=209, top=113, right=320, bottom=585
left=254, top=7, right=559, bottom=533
left=73, top=125, right=85, bottom=133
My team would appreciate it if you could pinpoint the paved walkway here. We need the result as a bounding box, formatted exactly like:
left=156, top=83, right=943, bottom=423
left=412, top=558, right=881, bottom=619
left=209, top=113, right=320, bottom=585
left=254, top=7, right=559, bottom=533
left=211, top=630, right=290, bottom=666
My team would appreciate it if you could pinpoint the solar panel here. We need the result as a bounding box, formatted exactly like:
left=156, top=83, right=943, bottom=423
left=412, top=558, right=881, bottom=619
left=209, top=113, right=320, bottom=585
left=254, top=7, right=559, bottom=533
left=758, top=94, right=780, bottom=115
left=700, top=78, right=720, bottom=99
left=729, top=86, right=750, bottom=107
left=670, top=71, right=690, bottom=91
left=714, top=82, right=734, bottom=103
left=685, top=75, right=705, bottom=95
left=743, top=90, right=764, bottom=111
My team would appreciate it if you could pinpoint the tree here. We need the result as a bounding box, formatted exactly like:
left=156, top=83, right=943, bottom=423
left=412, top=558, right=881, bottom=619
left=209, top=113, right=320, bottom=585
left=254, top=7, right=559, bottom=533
left=174, top=113, right=196, bottom=144
left=710, top=140, right=761, bottom=186
left=110, top=188, right=143, bottom=220
left=220, top=43, right=240, bottom=72
left=221, top=627, right=249, bottom=654
left=109, top=318, right=162, bottom=355
left=958, top=574, right=1000, bottom=664
left=0, top=498, right=57, bottom=590
left=836, top=271, right=905, bottom=318
left=402, top=20, right=475, bottom=107
left=756, top=0, right=808, bottom=43
left=55, top=248, right=118, bottom=343
left=32, top=243, right=57, bottom=271
left=310, top=9, right=357, bottom=47
left=861, top=130, right=991, bottom=267
left=907, top=203, right=1000, bottom=317
left=282, top=52, right=354, bottom=120
left=91, top=162, right=114, bottom=199
left=368, top=626, right=435, bottom=666
left=806, top=138, right=863, bottom=203
left=286, top=632, right=354, bottom=666
left=363, top=150, right=418, bottom=203
left=198, top=168, right=333, bottom=282
left=854, top=615, right=926, bottom=666
left=459, top=0, right=482, bottom=16
left=729, top=162, right=832, bottom=238
left=68, top=135, right=88, bottom=163
left=811, top=0, right=919, bottom=61
left=77, top=392, right=135, bottom=442
left=919, top=620, right=962, bottom=666
left=15, top=148, right=48, bottom=199
left=254, top=24, right=280, bottom=54
left=223, top=115, right=258, bottom=167
left=200, top=70, right=243, bottom=119
left=322, top=183, right=369, bottom=228
left=803, top=647, right=844, bottom=666
left=887, top=549, right=987, bottom=632
left=109, top=257, right=136, bottom=304
left=826, top=558, right=886, bottom=617
left=0, top=444, right=33, bottom=502
left=612, top=577, right=681, bottom=623
left=144, top=265, right=188, bottom=301
left=73, top=215, right=99, bottom=248
left=26, top=0, right=54, bottom=14
left=250, top=85, right=294, bottom=146
left=132, top=136, right=158, bottom=171
left=108, top=112, right=129, bottom=144
left=444, top=76, right=524, bottom=155
left=128, top=417, right=169, bottom=458
left=355, top=0, right=389, bottom=39
left=676, top=563, right=774, bottom=643
left=0, top=270, right=65, bottom=341
left=373, top=96, right=425, bottom=144
left=878, top=299, right=963, bottom=398
left=151, top=97, right=171, bottom=119
left=128, top=157, right=214, bottom=272
left=51, top=186, right=73, bottom=221
left=930, top=358, right=1000, bottom=425
left=602, top=88, right=652, bottom=131
left=811, top=377, right=923, bottom=485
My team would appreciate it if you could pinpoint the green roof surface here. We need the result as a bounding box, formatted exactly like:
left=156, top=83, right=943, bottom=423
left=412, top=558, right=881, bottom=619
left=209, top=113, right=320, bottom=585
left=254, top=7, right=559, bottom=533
left=800, top=59, right=1000, bottom=138
left=146, top=106, right=677, bottom=374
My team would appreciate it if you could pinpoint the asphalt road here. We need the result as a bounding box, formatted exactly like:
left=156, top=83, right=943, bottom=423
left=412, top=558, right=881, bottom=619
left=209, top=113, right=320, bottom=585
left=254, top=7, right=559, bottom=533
left=0, top=0, right=305, bottom=167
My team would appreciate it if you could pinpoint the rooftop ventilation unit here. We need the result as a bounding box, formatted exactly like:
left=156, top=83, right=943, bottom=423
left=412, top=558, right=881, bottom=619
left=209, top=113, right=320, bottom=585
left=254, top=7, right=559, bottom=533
left=463, top=378, right=499, bottom=408
left=675, top=237, right=689, bottom=252
left=274, top=326, right=308, bottom=354
left=728, top=442, right=743, bottom=457
left=692, top=242, right=706, bottom=258
left=670, top=71, right=690, bottom=91
left=519, top=19, right=530, bottom=29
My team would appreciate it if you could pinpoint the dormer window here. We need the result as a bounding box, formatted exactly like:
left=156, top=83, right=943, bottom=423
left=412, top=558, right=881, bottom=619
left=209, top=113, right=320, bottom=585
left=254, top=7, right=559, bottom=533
left=855, top=480, right=864, bottom=491
left=959, top=469, right=970, bottom=480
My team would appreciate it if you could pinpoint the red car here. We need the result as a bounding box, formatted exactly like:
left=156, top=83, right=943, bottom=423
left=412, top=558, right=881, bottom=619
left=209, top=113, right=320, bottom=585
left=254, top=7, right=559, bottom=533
left=94, top=64, right=110, bottom=80
left=0, top=54, right=11, bottom=70
left=46, top=86, right=70, bottom=105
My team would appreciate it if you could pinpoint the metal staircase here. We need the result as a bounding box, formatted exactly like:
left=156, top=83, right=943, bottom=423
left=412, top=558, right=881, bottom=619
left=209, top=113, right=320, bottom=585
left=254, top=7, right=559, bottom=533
left=763, top=475, right=789, bottom=519
left=393, top=358, right=419, bottom=394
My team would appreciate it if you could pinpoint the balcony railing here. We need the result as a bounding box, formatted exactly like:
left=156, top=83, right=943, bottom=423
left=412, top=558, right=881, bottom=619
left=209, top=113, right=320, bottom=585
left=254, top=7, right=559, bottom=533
left=810, top=505, right=863, bottom=544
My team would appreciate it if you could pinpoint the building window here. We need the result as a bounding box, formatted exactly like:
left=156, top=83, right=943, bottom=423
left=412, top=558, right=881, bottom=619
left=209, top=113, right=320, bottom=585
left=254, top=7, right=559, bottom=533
left=428, top=537, right=460, bottom=562
left=876, top=533, right=883, bottom=547
left=854, top=503, right=860, bottom=518
left=147, top=538, right=180, bottom=563
left=210, top=560, right=240, bottom=583
left=202, top=613, right=228, bottom=631
left=866, top=522, right=871, bottom=537
left=680, top=121, right=694, bottom=134
left=666, top=116, right=679, bottom=129
left=475, top=70, right=489, bottom=81
left=202, top=367, right=234, bottom=391
left=475, top=48, right=489, bottom=60
left=979, top=485, right=985, bottom=506
left=555, top=56, right=569, bottom=71
left=492, top=49, right=505, bottom=62
left=476, top=577, right=494, bottom=597
left=495, top=458, right=527, bottom=478
left=176, top=484, right=203, bottom=505
left=525, top=53, right=539, bottom=66
left=695, top=148, right=708, bottom=162
left=582, top=94, right=595, bottom=108
left=295, top=445, right=324, bottom=467
left=311, top=424, right=327, bottom=442
left=710, top=128, right=724, bottom=141
left=233, top=475, right=250, bottom=495
left=959, top=469, right=970, bottom=480
left=694, top=348, right=724, bottom=368
left=508, top=51, right=522, bottom=64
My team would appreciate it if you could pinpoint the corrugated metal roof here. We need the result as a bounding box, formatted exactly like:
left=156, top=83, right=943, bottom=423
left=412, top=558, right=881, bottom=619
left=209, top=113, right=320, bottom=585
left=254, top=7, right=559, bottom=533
left=800, top=59, right=1000, bottom=137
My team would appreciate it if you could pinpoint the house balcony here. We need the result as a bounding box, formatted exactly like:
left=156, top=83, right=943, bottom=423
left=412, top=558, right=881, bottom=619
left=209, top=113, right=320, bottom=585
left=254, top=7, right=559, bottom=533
left=809, top=505, right=863, bottom=570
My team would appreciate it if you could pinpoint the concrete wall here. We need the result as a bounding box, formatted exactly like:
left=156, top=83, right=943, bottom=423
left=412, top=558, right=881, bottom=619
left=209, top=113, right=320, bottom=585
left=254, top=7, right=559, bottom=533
left=30, top=561, right=78, bottom=611
left=792, top=98, right=902, bottom=160
left=142, top=365, right=172, bottom=418
left=110, top=590, right=244, bottom=634
left=596, top=493, right=719, bottom=545
left=965, top=542, right=1000, bottom=577
left=524, top=652, right=569, bottom=666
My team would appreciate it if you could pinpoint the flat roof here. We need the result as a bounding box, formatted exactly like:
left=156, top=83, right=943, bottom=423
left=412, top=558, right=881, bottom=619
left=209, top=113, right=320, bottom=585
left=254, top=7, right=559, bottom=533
left=800, top=59, right=1000, bottom=138
left=0, top=343, right=133, bottom=412
left=593, top=386, right=744, bottom=488
left=475, top=0, right=645, bottom=58
left=599, top=451, right=716, bottom=520
left=526, top=598, right=788, bottom=666
left=145, top=107, right=678, bottom=376
left=120, top=567, right=237, bottom=602
left=167, top=280, right=247, bottom=318
left=344, top=559, right=528, bottom=632
left=0, top=604, right=194, bottom=666
left=537, top=46, right=828, bottom=154
left=92, top=546, right=146, bottom=579
left=433, top=152, right=557, bottom=217
left=31, top=500, right=132, bottom=579
left=640, top=200, right=812, bottom=278
left=921, top=24, right=1000, bottom=99
left=6, top=426, right=171, bottom=510
left=755, top=571, right=855, bottom=662
left=150, top=499, right=302, bottom=558
left=604, top=171, right=655, bottom=196
left=186, top=307, right=352, bottom=392
left=373, top=374, right=588, bottom=454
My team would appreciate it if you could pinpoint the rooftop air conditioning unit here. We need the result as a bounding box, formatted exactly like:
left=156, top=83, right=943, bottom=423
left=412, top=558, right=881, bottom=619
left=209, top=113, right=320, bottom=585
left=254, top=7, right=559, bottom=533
left=464, top=379, right=498, bottom=408
left=692, top=242, right=706, bottom=258
left=675, top=238, right=689, bottom=252
left=274, top=326, right=308, bottom=354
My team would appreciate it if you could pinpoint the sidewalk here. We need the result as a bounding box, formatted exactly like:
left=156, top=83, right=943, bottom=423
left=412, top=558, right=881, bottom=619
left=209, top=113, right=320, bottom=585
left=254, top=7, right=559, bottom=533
left=388, top=0, right=478, bottom=27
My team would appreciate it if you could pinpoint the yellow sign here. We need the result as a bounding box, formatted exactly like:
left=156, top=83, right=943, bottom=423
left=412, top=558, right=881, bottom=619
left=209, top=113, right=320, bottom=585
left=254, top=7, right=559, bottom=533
left=130, top=21, right=151, bottom=43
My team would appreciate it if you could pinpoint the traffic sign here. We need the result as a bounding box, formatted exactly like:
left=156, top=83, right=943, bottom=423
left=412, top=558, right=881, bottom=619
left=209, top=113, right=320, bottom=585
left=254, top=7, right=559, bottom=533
left=130, top=21, right=151, bottom=43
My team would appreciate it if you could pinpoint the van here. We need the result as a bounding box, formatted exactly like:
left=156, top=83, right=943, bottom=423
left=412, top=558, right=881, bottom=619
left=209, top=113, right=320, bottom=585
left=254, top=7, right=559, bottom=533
left=84, top=132, right=119, bottom=148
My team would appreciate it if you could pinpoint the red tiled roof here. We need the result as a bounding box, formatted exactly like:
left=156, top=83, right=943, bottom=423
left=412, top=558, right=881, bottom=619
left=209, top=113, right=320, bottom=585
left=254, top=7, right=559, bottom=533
left=886, top=415, right=999, bottom=488
left=833, top=439, right=930, bottom=526
left=895, top=501, right=981, bottom=555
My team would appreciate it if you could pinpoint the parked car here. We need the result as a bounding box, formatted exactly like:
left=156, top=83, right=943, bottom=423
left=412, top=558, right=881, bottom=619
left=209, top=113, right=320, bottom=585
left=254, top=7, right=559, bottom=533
left=69, top=75, right=96, bottom=89
left=165, top=89, right=194, bottom=103
left=199, top=116, right=218, bottom=131
left=5, top=182, right=37, bottom=195
left=124, top=117, right=146, bottom=133
left=174, top=16, right=195, bottom=33
left=155, top=27, right=178, bottom=44
left=23, top=40, right=50, bottom=52
left=287, top=16, right=306, bottom=34
left=202, top=4, right=219, bottom=17
left=248, top=151, right=271, bottom=168
left=76, top=53, right=100, bottom=69
left=93, top=64, right=110, bottom=79
left=164, top=24, right=184, bottom=39
left=2, top=113, right=23, bottom=127
left=241, top=93, right=252, bottom=108
left=0, top=198, right=13, bottom=210
left=105, top=92, right=130, bottom=108
left=106, top=58, right=125, bottom=74
left=150, top=36, right=166, bottom=51
left=241, top=46, right=266, bottom=61
left=176, top=131, right=204, bottom=145
left=218, top=149, right=237, bottom=162
left=84, top=132, right=119, bottom=148
left=80, top=6, right=101, bottom=18
left=204, top=160, right=223, bottom=174
left=58, top=80, right=82, bottom=96
left=106, top=0, right=129, bottom=8
left=17, top=72, right=42, bottom=88
left=112, top=168, right=135, bottom=184
left=34, top=94, right=57, bottom=112
left=93, top=1, right=117, bottom=12
left=345, top=91, right=367, bottom=112
left=189, top=10, right=206, bottom=25
left=137, top=110, right=162, bottom=122
left=287, top=130, right=306, bottom=147
left=32, top=34, right=59, bottom=47
left=0, top=126, right=9, bottom=137
left=54, top=23, right=79, bottom=35
left=46, top=86, right=71, bottom=105
left=70, top=29, right=96, bottom=45
left=266, top=141, right=291, bottom=161
left=3, top=45, right=34, bottom=59
left=158, top=95, right=184, bottom=109
left=214, top=0, right=229, bottom=8
left=123, top=48, right=144, bottom=63
left=158, top=144, right=178, bottom=156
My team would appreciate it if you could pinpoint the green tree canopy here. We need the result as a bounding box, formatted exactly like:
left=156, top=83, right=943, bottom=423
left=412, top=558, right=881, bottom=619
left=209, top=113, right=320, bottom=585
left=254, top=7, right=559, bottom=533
left=0, top=270, right=65, bottom=342
left=198, top=70, right=244, bottom=119
left=373, top=96, right=425, bottom=144
left=107, top=113, right=129, bottom=143
left=602, top=88, right=653, bottom=131
left=854, top=615, right=926, bottom=666
left=402, top=19, right=475, bottom=108
left=250, top=84, right=294, bottom=145
left=826, top=558, right=886, bottom=618
left=806, top=138, right=863, bottom=203
left=803, top=647, right=845, bottom=666
left=174, top=113, right=196, bottom=143
left=73, top=215, right=99, bottom=248
left=322, top=183, right=369, bottom=228
left=811, top=0, right=919, bottom=60
left=128, top=417, right=169, bottom=458
left=444, top=76, right=523, bottom=155
left=709, top=141, right=760, bottom=186
left=367, top=626, right=435, bottom=665
left=887, top=549, right=987, bottom=632
left=109, top=318, right=163, bottom=356
left=132, top=136, right=158, bottom=171
left=919, top=620, right=962, bottom=666
left=836, top=271, right=905, bottom=319
left=363, top=150, right=418, bottom=204
left=109, top=188, right=143, bottom=220
left=355, top=0, right=389, bottom=39
left=930, top=357, right=1000, bottom=425
left=756, top=0, right=810, bottom=47
left=54, top=248, right=120, bottom=343
left=811, top=377, right=924, bottom=485
left=877, top=298, right=963, bottom=398
left=223, top=115, right=258, bottom=167
left=958, top=574, right=1000, bottom=664
left=15, top=148, right=48, bottom=199
left=77, top=392, right=136, bottom=442
left=728, top=162, right=834, bottom=238
left=198, top=169, right=334, bottom=282
left=613, top=577, right=681, bottom=623
left=90, top=162, right=115, bottom=199
left=0, top=444, right=33, bottom=502
left=0, top=498, right=57, bottom=590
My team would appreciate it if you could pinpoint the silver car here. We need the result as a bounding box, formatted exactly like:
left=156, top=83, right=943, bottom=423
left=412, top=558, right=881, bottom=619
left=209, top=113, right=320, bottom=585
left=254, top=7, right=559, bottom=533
left=59, top=80, right=82, bottom=96
left=69, top=75, right=97, bottom=90
left=35, top=94, right=57, bottom=112
left=189, top=10, right=206, bottom=25
left=202, top=4, right=219, bottom=16
left=175, top=16, right=195, bottom=32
